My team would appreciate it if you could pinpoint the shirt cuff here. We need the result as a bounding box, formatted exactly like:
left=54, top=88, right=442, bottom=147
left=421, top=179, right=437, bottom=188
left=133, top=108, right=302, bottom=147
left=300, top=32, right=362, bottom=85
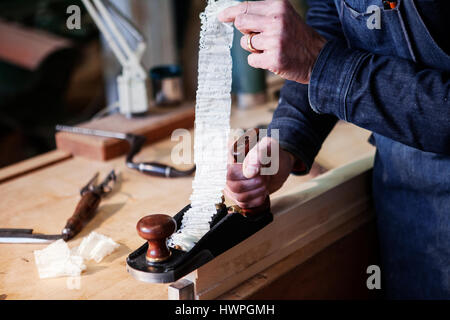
left=308, top=39, right=369, bottom=120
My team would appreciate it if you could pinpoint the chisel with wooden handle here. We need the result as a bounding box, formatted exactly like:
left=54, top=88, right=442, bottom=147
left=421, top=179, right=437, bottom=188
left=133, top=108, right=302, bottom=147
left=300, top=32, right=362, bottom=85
left=62, top=170, right=116, bottom=240
left=0, top=170, right=116, bottom=244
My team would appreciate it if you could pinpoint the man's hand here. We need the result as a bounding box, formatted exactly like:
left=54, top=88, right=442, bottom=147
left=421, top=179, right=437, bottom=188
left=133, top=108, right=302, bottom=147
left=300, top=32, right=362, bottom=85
left=218, top=0, right=326, bottom=84
left=225, top=137, right=295, bottom=208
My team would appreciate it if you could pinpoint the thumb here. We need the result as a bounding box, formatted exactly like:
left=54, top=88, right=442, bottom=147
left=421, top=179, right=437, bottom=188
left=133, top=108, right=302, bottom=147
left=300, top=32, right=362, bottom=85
left=242, top=137, right=271, bottom=179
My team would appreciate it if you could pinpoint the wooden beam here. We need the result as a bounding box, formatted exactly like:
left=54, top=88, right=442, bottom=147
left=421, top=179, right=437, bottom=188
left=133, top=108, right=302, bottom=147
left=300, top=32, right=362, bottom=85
left=0, top=150, right=72, bottom=184
left=219, top=215, right=376, bottom=299
left=184, top=155, right=374, bottom=300
left=223, top=220, right=381, bottom=300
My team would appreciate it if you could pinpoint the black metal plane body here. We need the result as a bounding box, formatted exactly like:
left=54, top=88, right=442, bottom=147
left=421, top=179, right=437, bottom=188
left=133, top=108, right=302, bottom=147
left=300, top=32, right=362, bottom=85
left=126, top=204, right=273, bottom=283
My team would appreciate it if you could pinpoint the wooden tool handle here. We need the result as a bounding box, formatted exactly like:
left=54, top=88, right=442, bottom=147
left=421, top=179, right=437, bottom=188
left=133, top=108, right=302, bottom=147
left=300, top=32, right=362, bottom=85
left=232, top=128, right=260, bottom=163
left=231, top=128, right=270, bottom=217
left=137, top=214, right=176, bottom=263
left=62, top=191, right=101, bottom=241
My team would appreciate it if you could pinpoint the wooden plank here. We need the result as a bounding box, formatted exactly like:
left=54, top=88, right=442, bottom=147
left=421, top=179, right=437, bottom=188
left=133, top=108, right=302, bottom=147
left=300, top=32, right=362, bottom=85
left=187, top=155, right=374, bottom=299
left=218, top=214, right=374, bottom=299
left=55, top=104, right=195, bottom=161
left=0, top=150, right=72, bottom=184
left=224, top=220, right=381, bottom=300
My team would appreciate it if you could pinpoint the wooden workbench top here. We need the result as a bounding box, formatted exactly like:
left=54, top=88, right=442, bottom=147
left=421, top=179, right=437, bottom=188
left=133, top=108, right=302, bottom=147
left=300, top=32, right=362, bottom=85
left=0, top=102, right=374, bottom=300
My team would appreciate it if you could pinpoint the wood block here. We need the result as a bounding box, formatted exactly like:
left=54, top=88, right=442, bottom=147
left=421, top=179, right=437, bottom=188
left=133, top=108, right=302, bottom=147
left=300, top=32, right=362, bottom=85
left=168, top=279, right=195, bottom=300
left=55, top=104, right=195, bottom=161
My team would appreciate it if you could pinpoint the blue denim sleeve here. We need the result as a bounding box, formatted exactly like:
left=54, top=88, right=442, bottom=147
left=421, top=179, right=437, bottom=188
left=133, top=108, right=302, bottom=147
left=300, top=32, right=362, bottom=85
left=309, top=39, right=450, bottom=155
left=268, top=0, right=342, bottom=174
left=269, top=82, right=338, bottom=174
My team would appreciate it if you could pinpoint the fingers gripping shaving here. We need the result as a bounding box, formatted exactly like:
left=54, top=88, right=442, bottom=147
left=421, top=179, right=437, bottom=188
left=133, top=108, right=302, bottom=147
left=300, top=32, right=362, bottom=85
left=219, top=0, right=326, bottom=84
left=243, top=136, right=279, bottom=178
left=225, top=136, right=296, bottom=209
left=234, top=14, right=270, bottom=34
left=218, top=1, right=273, bottom=21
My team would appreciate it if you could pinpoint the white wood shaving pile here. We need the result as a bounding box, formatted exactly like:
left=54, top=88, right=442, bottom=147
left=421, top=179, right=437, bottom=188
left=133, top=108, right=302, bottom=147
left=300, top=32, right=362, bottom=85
left=34, top=239, right=86, bottom=279
left=72, top=231, right=120, bottom=263
left=34, top=232, right=119, bottom=279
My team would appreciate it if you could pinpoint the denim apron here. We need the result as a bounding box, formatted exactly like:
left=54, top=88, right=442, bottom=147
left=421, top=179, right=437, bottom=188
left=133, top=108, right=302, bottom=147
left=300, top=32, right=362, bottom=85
left=336, top=0, right=450, bottom=299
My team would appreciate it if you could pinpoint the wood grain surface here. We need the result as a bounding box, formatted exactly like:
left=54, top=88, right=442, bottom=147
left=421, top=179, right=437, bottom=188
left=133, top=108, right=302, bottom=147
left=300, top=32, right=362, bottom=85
left=0, top=102, right=374, bottom=299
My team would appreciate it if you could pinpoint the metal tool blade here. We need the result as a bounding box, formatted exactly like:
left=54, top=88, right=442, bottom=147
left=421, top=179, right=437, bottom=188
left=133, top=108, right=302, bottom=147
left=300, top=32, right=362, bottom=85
left=0, top=233, right=62, bottom=244
left=56, top=124, right=128, bottom=140
left=96, top=169, right=117, bottom=195
left=80, top=172, right=99, bottom=195
left=126, top=264, right=176, bottom=283
left=0, top=228, right=33, bottom=234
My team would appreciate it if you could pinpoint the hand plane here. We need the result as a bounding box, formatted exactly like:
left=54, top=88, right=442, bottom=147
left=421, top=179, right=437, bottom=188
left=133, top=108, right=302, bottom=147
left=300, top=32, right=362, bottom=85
left=126, top=129, right=273, bottom=283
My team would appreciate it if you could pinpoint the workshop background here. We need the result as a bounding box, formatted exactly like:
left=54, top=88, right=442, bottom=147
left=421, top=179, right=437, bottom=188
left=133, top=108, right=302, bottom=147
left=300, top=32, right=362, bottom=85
left=0, top=0, right=385, bottom=301
left=0, top=0, right=308, bottom=169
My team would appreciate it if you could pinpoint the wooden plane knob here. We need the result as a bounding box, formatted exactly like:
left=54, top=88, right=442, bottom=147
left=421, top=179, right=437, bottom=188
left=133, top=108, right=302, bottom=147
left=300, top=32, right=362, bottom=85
left=137, top=214, right=176, bottom=263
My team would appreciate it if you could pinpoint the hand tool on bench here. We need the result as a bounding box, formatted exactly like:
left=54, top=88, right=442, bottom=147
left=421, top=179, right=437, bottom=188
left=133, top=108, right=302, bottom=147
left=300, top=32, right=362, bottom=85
left=0, top=170, right=116, bottom=243
left=126, top=129, right=273, bottom=283
left=0, top=229, right=62, bottom=244
left=56, top=125, right=195, bottom=178
left=62, top=169, right=117, bottom=240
